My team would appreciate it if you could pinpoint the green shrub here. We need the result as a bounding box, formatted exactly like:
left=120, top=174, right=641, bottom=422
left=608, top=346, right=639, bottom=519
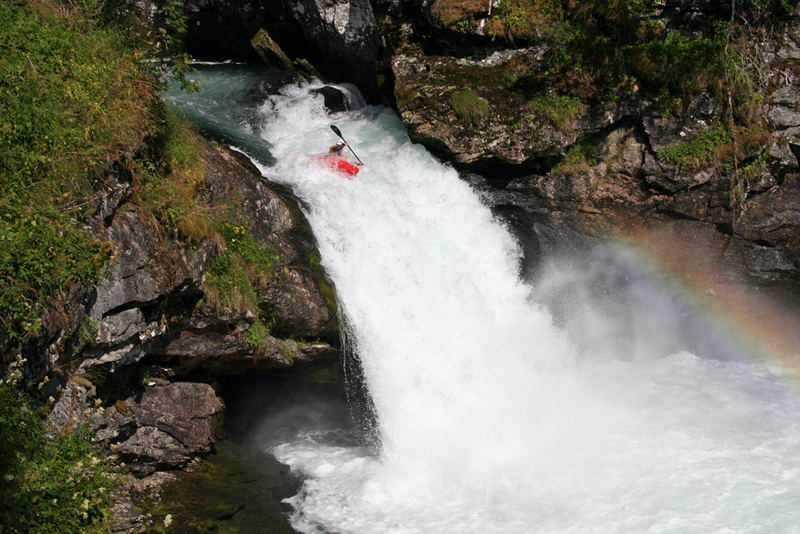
left=628, top=31, right=727, bottom=94
left=511, top=0, right=774, bottom=111
left=0, top=384, right=117, bottom=534
left=243, top=317, right=271, bottom=349
left=449, top=89, right=490, bottom=126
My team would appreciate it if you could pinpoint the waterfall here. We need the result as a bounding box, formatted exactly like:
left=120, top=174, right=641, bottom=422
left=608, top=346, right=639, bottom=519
left=167, top=67, right=800, bottom=534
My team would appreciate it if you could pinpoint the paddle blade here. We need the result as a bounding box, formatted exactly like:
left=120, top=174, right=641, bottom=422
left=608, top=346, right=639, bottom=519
left=330, top=124, right=344, bottom=139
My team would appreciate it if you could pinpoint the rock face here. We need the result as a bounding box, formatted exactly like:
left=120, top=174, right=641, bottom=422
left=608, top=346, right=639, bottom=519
left=388, top=14, right=800, bottom=282
left=14, top=132, right=342, bottom=475
left=89, top=205, right=212, bottom=319
left=182, top=0, right=381, bottom=99
left=392, top=47, right=570, bottom=164
left=279, top=0, right=380, bottom=97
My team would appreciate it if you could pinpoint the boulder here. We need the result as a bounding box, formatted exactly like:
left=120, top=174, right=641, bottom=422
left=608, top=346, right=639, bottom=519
left=312, top=85, right=350, bottom=112
left=97, top=382, right=224, bottom=474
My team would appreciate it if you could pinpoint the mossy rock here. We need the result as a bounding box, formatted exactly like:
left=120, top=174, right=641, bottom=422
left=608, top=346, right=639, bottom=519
left=449, top=88, right=490, bottom=126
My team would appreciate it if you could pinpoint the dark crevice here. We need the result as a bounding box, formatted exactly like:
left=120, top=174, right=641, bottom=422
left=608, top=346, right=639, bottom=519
left=654, top=208, right=701, bottom=222
left=789, top=143, right=800, bottom=166
left=639, top=177, right=675, bottom=195
left=454, top=156, right=553, bottom=186
left=715, top=222, right=734, bottom=235
left=752, top=238, right=778, bottom=248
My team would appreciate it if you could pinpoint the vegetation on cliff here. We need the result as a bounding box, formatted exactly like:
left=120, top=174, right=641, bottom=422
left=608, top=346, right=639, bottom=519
left=484, top=0, right=793, bottom=97
left=0, top=1, right=152, bottom=340
left=0, top=383, right=117, bottom=533
left=204, top=216, right=285, bottom=349
left=0, top=1, right=208, bottom=530
left=0, top=0, right=197, bottom=341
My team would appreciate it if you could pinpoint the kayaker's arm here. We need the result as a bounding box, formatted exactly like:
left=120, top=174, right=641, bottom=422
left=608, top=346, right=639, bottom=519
left=330, top=124, right=364, bottom=166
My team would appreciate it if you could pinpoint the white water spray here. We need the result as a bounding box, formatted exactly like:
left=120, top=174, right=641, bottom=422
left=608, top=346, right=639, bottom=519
left=168, top=71, right=800, bottom=533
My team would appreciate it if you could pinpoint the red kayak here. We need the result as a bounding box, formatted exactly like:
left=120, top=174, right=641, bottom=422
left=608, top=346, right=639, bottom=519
left=314, top=154, right=360, bottom=177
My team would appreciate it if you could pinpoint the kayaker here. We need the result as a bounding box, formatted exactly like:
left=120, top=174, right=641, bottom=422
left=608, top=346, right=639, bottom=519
left=329, top=141, right=348, bottom=155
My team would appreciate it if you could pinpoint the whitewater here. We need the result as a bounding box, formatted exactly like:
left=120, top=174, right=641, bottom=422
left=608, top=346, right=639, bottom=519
left=167, top=67, right=800, bottom=533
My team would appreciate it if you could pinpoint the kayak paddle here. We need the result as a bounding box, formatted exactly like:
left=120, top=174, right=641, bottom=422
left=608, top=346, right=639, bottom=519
left=330, top=124, right=364, bottom=166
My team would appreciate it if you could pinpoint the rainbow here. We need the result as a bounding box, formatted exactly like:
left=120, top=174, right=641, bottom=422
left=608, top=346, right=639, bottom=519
left=609, top=222, right=800, bottom=379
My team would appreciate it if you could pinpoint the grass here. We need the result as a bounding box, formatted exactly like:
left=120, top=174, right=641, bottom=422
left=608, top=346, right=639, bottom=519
left=657, top=124, right=731, bottom=172
left=449, top=88, right=490, bottom=126
left=527, top=96, right=585, bottom=133
left=0, top=383, right=117, bottom=534
left=202, top=218, right=284, bottom=316
left=552, top=140, right=598, bottom=175
left=135, top=106, right=210, bottom=243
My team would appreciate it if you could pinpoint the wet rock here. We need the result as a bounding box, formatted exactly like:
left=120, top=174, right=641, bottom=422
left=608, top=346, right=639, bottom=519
left=150, top=442, right=299, bottom=533
left=294, top=57, right=324, bottom=78
left=313, top=85, right=350, bottom=112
